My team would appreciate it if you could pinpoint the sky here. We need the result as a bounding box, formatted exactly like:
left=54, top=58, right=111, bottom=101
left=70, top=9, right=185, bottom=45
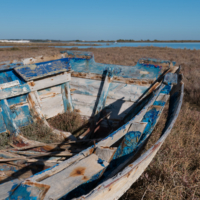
left=0, top=0, right=200, bottom=41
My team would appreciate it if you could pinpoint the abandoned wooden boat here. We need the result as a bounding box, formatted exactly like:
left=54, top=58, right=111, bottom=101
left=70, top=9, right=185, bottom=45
left=0, top=51, right=183, bottom=199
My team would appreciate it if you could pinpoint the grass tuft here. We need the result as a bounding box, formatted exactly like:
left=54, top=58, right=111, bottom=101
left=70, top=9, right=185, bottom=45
left=0, top=132, right=10, bottom=149
left=20, top=121, right=60, bottom=144
left=9, top=47, right=20, bottom=51
left=48, top=111, right=88, bottom=137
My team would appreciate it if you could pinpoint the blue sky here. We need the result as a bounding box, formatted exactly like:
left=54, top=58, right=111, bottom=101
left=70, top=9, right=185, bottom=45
left=0, top=0, right=199, bottom=40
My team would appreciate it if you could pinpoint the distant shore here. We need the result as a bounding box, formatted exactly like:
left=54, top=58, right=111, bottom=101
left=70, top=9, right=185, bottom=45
left=1, top=40, right=200, bottom=46
left=0, top=42, right=100, bottom=47
left=96, top=40, right=200, bottom=43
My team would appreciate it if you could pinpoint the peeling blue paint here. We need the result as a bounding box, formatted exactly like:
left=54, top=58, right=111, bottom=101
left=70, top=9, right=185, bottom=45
left=95, top=68, right=113, bottom=114
left=164, top=73, right=178, bottom=85
left=113, top=131, right=142, bottom=160
left=97, top=158, right=106, bottom=167
left=0, top=165, right=17, bottom=172
left=0, top=99, right=19, bottom=135
left=14, top=58, right=70, bottom=81
left=153, top=100, right=166, bottom=106
left=7, top=94, right=28, bottom=106
left=7, top=183, right=38, bottom=200
left=10, top=105, right=32, bottom=127
left=67, top=54, right=162, bottom=80
left=161, top=84, right=171, bottom=94
left=0, top=84, right=31, bottom=100
left=0, top=111, right=7, bottom=133
left=0, top=62, right=23, bottom=72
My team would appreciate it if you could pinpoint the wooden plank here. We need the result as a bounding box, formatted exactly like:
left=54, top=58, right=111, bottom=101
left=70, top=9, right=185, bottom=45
left=72, top=71, right=154, bottom=86
left=95, top=147, right=117, bottom=163
left=94, top=68, right=113, bottom=115
left=163, top=72, right=178, bottom=85
left=129, top=84, right=165, bottom=123
left=105, top=98, right=135, bottom=121
left=37, top=85, right=61, bottom=99
left=30, top=154, right=86, bottom=182
left=72, top=93, right=135, bottom=120
left=70, top=77, right=149, bottom=102
left=28, top=72, right=71, bottom=91
left=69, top=58, right=162, bottom=80
left=0, top=180, right=21, bottom=199
left=61, top=82, right=73, bottom=112
left=0, top=84, right=30, bottom=100
left=0, top=151, right=74, bottom=162
left=8, top=180, right=50, bottom=200
left=71, top=93, right=96, bottom=116
left=9, top=135, right=50, bottom=150
left=40, top=93, right=64, bottom=119
left=107, top=82, right=148, bottom=102
left=6, top=149, right=75, bottom=157
left=0, top=80, right=19, bottom=90
left=101, top=122, right=147, bottom=179
left=15, top=58, right=70, bottom=81
left=0, top=99, right=20, bottom=136
left=0, top=110, right=7, bottom=133
left=0, top=150, right=26, bottom=159
left=41, top=154, right=109, bottom=200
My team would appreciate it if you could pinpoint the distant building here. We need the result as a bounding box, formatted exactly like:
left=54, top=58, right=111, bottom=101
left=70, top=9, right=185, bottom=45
left=0, top=40, right=30, bottom=43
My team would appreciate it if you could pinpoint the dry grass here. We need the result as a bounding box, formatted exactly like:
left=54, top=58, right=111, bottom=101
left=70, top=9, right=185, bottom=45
left=0, top=132, right=10, bottom=149
left=19, top=121, right=61, bottom=144
left=0, top=46, right=199, bottom=199
left=48, top=111, right=88, bottom=137
left=19, top=110, right=87, bottom=143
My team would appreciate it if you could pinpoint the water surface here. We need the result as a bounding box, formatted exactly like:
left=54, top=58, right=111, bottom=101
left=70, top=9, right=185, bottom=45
left=54, top=42, right=200, bottom=50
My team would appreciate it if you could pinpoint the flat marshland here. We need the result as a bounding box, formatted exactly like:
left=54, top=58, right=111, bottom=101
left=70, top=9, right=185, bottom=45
left=0, top=46, right=199, bottom=199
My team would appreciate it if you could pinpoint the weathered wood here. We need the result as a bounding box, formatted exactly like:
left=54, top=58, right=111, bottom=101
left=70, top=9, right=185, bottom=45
left=27, top=72, right=71, bottom=91
left=8, top=180, right=50, bottom=200
left=61, top=81, right=73, bottom=112
left=69, top=57, right=162, bottom=80
left=41, top=154, right=109, bottom=200
left=75, top=83, right=184, bottom=200
left=130, top=84, right=165, bottom=123
left=0, top=99, right=20, bottom=136
left=28, top=91, right=75, bottom=140
left=0, top=84, right=31, bottom=100
left=71, top=72, right=154, bottom=86
left=95, top=147, right=117, bottom=163
left=0, top=179, right=21, bottom=199
left=0, top=80, right=20, bottom=90
left=0, top=151, right=74, bottom=162
left=15, top=57, right=70, bottom=81
left=163, top=72, right=178, bottom=85
left=72, top=93, right=135, bottom=121
left=6, top=149, right=75, bottom=157
left=101, top=94, right=170, bottom=181
left=95, top=85, right=164, bottom=148
left=70, top=77, right=149, bottom=102
left=112, top=122, right=147, bottom=159
left=94, top=68, right=113, bottom=115
left=79, top=113, right=110, bottom=139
